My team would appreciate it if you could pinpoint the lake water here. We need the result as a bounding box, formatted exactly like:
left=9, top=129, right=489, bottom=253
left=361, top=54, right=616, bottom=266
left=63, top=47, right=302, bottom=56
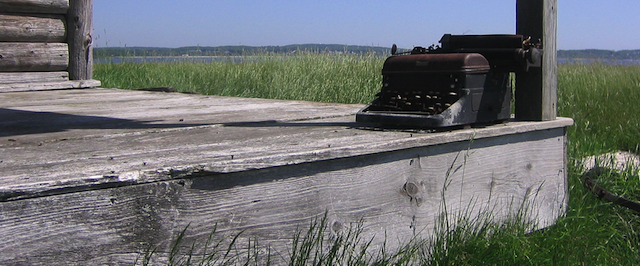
left=93, top=56, right=640, bottom=65
left=93, top=56, right=256, bottom=64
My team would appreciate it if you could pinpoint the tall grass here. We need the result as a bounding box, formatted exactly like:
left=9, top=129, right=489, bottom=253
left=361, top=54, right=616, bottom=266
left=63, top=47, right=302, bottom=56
left=558, top=63, right=640, bottom=157
left=95, top=58, right=640, bottom=265
left=95, top=53, right=383, bottom=104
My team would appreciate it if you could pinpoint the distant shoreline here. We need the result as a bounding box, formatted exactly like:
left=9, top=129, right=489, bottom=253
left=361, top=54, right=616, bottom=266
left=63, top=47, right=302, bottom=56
left=94, top=45, right=640, bottom=61
left=93, top=55, right=640, bottom=65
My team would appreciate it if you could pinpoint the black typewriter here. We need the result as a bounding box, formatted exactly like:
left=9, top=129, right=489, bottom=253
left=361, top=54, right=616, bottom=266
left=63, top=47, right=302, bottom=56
left=356, top=34, right=542, bottom=128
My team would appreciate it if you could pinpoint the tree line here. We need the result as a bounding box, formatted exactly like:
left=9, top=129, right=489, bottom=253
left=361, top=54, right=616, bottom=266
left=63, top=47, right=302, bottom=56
left=93, top=44, right=640, bottom=60
left=557, top=49, right=640, bottom=60
left=93, top=44, right=393, bottom=58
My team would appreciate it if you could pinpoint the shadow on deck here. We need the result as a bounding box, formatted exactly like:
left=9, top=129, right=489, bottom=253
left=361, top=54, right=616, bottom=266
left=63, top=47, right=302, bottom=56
left=0, top=108, right=209, bottom=137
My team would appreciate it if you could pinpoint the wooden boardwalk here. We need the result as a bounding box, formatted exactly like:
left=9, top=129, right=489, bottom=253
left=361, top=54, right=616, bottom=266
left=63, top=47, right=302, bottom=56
left=0, top=88, right=572, bottom=264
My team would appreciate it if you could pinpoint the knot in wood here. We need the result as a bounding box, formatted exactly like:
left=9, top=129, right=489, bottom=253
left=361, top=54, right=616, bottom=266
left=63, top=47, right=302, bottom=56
left=403, top=182, right=420, bottom=196
left=331, top=220, right=344, bottom=233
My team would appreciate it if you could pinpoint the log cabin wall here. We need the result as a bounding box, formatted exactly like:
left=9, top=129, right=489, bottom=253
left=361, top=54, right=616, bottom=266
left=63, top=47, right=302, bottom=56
left=0, top=0, right=99, bottom=92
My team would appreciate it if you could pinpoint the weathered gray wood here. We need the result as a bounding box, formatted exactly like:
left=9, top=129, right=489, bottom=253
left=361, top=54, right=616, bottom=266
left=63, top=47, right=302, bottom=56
left=0, top=71, right=68, bottom=84
left=515, top=0, right=558, bottom=121
left=66, top=0, right=93, bottom=80
left=176, top=127, right=568, bottom=258
left=0, top=0, right=69, bottom=14
left=0, top=42, right=68, bottom=71
left=0, top=89, right=572, bottom=264
left=0, top=14, right=66, bottom=42
left=0, top=88, right=572, bottom=200
left=0, top=79, right=98, bottom=92
left=0, top=129, right=568, bottom=264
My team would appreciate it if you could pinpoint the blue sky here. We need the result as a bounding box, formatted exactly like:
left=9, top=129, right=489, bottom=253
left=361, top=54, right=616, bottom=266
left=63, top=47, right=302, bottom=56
left=94, top=0, right=640, bottom=50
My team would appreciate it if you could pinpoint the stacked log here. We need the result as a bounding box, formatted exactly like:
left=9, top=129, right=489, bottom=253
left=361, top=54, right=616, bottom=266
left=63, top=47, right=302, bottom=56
left=0, top=0, right=98, bottom=91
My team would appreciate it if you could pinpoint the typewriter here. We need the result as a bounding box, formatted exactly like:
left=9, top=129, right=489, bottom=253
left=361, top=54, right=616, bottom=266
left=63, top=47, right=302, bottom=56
left=356, top=34, right=542, bottom=128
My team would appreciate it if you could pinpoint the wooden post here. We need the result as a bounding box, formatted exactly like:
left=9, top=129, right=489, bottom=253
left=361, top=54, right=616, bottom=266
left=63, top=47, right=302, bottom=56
left=515, top=0, right=557, bottom=121
left=66, top=0, right=93, bottom=80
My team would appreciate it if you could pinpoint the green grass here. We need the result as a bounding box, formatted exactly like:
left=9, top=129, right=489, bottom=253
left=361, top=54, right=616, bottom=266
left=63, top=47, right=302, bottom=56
left=559, top=63, right=640, bottom=157
left=95, top=58, right=640, bottom=265
left=94, top=53, right=383, bottom=104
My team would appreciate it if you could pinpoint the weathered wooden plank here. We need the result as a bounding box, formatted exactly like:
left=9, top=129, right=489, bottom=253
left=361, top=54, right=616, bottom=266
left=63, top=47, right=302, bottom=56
left=0, top=71, right=68, bottom=84
left=515, top=0, right=558, bottom=121
left=0, top=14, right=66, bottom=42
left=177, top=127, right=568, bottom=254
left=0, top=87, right=364, bottom=129
left=0, top=89, right=572, bottom=264
left=0, top=123, right=569, bottom=265
left=67, top=0, right=93, bottom=80
left=0, top=89, right=572, bottom=200
left=0, top=42, right=68, bottom=72
left=0, top=181, right=179, bottom=265
left=0, top=79, right=98, bottom=92
left=0, top=0, right=69, bottom=14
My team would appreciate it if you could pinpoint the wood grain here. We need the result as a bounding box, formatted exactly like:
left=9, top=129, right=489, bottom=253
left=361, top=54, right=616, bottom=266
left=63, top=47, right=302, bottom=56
left=0, top=14, right=66, bottom=42
left=0, top=89, right=572, bottom=202
left=0, top=79, right=98, bottom=92
left=66, top=0, right=93, bottom=80
left=0, top=42, right=68, bottom=72
left=0, top=0, right=69, bottom=14
left=0, top=71, right=68, bottom=84
left=0, top=89, right=572, bottom=264
left=0, top=122, right=569, bottom=265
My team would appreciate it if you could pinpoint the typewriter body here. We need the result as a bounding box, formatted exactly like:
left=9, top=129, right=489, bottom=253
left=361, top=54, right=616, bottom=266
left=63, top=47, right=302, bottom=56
left=356, top=34, right=542, bottom=128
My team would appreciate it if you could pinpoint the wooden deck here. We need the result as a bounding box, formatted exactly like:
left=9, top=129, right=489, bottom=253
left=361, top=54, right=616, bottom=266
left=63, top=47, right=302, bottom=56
left=0, top=88, right=368, bottom=200
left=0, top=88, right=573, bottom=264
